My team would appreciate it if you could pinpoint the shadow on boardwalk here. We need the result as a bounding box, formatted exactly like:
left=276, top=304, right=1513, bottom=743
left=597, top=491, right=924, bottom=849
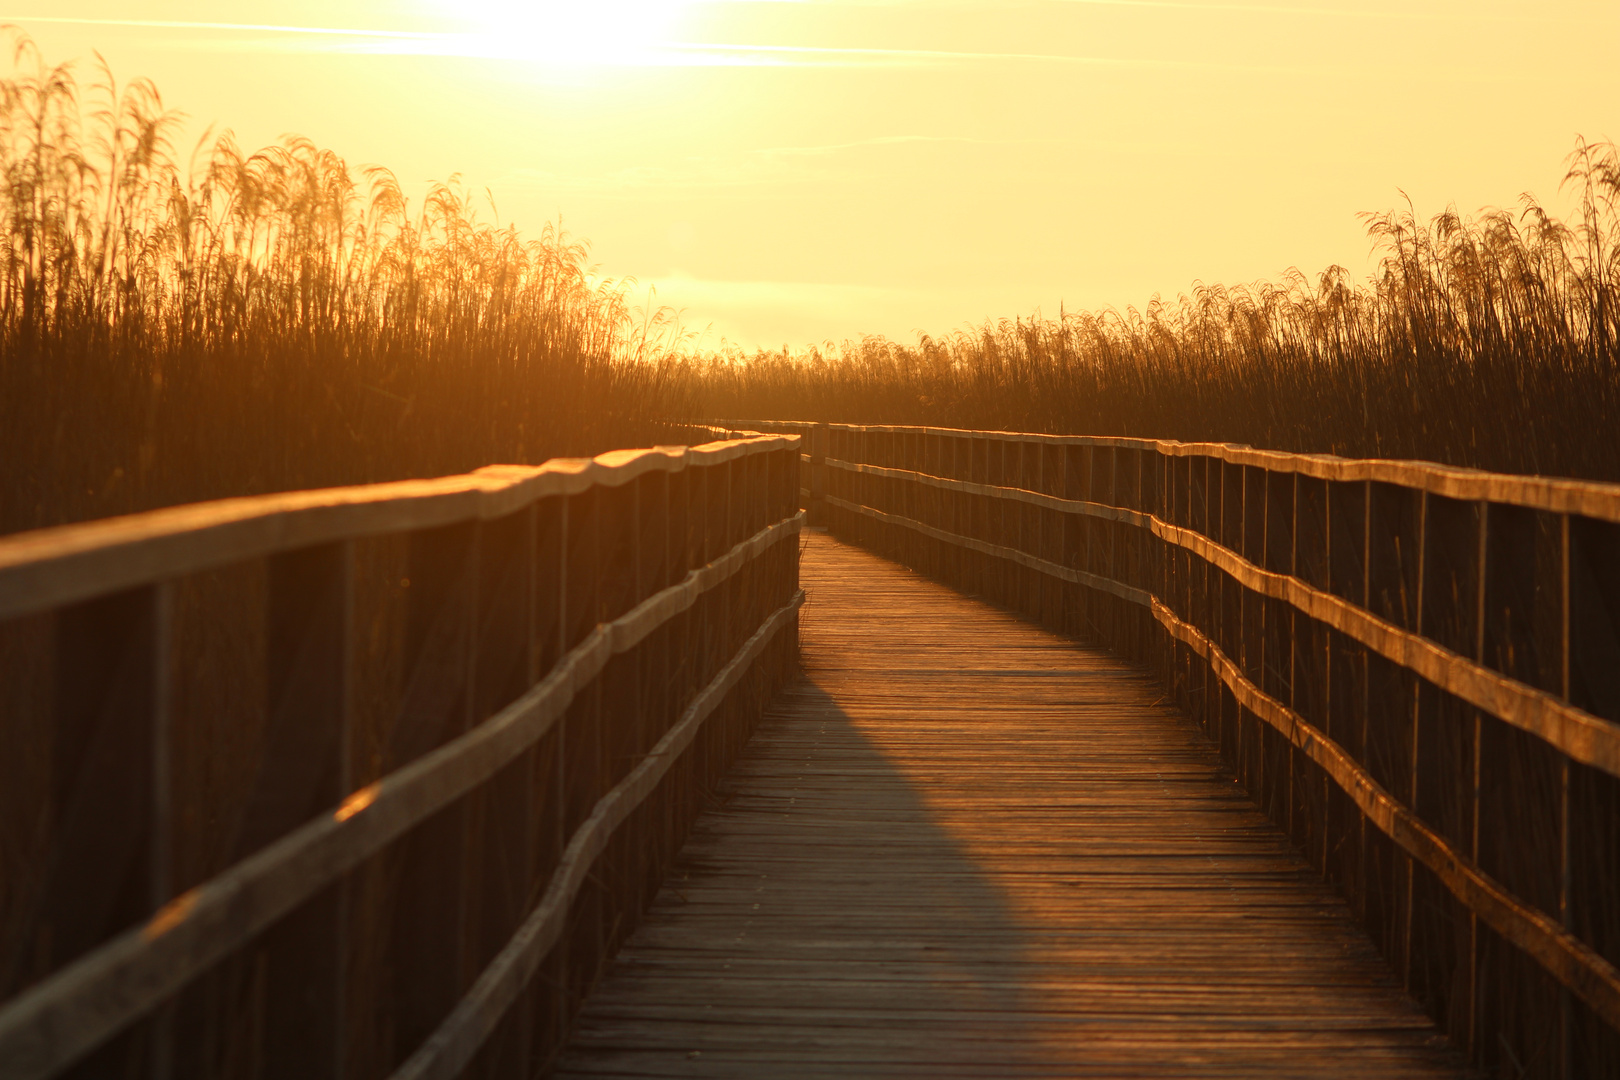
left=556, top=675, right=1050, bottom=1077
left=554, top=533, right=1467, bottom=1079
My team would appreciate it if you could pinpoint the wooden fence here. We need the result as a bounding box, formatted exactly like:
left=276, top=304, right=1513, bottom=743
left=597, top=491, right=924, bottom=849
left=727, top=419, right=1620, bottom=1080
left=0, top=433, right=803, bottom=1080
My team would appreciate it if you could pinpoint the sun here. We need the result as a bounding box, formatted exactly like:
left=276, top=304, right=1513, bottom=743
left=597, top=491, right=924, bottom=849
left=446, top=0, right=695, bottom=66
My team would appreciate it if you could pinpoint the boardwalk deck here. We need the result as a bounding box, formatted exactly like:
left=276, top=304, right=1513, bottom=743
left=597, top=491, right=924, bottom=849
left=554, top=532, right=1467, bottom=1078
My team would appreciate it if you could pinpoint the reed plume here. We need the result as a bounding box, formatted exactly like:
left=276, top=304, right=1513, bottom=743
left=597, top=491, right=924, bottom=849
left=0, top=32, right=687, bottom=536
left=684, top=138, right=1620, bottom=482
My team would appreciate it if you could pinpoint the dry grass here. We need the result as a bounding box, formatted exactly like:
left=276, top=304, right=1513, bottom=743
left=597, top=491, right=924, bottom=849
left=0, top=33, right=689, bottom=538
left=0, top=36, right=694, bottom=1072
left=683, top=139, right=1620, bottom=483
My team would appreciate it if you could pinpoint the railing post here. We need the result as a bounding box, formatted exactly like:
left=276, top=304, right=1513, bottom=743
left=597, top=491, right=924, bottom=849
left=1321, top=477, right=1366, bottom=911
left=1407, top=492, right=1484, bottom=1042
left=1099, top=447, right=1118, bottom=644
left=1566, top=513, right=1620, bottom=1078
left=701, top=455, right=730, bottom=784
left=1187, top=456, right=1208, bottom=734
left=209, top=542, right=352, bottom=1080
left=468, top=507, right=539, bottom=1079
left=560, top=484, right=603, bottom=1021
left=810, top=423, right=828, bottom=526
left=1261, top=469, right=1294, bottom=827
left=594, top=473, right=638, bottom=967
left=1470, top=499, right=1487, bottom=1065
left=1296, top=474, right=1331, bottom=872
left=517, top=493, right=569, bottom=1061
left=857, top=429, right=871, bottom=547
left=947, top=434, right=964, bottom=584
left=1019, top=440, right=1037, bottom=619
left=382, top=518, right=479, bottom=1067
left=1039, top=442, right=1059, bottom=629
left=1127, top=447, right=1147, bottom=658
left=23, top=583, right=171, bottom=1077
left=1560, top=510, right=1574, bottom=1080
left=627, top=468, right=666, bottom=921
left=1362, top=479, right=1420, bottom=967
left=994, top=437, right=1012, bottom=607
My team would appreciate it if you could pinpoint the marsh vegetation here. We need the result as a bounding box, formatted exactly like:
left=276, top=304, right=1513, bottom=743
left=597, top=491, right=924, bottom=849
left=3, top=33, right=1617, bottom=545
left=686, top=141, right=1620, bottom=483
left=0, top=35, right=685, bottom=537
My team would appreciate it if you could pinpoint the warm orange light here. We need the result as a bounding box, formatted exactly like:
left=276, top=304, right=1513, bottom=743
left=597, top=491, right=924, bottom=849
left=335, top=783, right=380, bottom=822
left=142, top=890, right=199, bottom=941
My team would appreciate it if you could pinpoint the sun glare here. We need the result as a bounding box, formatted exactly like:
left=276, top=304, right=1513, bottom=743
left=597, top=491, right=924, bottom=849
left=447, top=0, right=694, bottom=66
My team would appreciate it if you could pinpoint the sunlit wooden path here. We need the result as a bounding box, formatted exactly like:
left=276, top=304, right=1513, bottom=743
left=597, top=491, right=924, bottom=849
left=555, top=532, right=1466, bottom=1078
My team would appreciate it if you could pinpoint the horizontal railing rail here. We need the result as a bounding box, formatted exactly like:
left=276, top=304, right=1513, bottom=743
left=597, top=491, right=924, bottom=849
left=0, top=434, right=802, bottom=1079
left=729, top=419, right=1620, bottom=1079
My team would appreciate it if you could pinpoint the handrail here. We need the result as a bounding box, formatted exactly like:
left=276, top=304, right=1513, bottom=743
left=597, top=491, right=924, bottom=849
left=822, top=495, right=1150, bottom=607
left=727, top=420, right=1620, bottom=522
left=821, top=488, right=1620, bottom=1025
left=0, top=440, right=770, bottom=620
left=828, top=459, right=1620, bottom=778
left=393, top=590, right=804, bottom=1080
left=1147, top=599, right=1620, bottom=1028
left=0, top=513, right=802, bottom=1079
left=0, top=433, right=804, bottom=1079
left=742, top=418, right=1620, bottom=1074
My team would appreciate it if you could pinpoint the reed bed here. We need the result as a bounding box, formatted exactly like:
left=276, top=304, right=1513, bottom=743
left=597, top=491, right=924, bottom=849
left=0, top=35, right=687, bottom=538
left=0, top=39, right=694, bottom=1075
left=684, top=138, right=1620, bottom=483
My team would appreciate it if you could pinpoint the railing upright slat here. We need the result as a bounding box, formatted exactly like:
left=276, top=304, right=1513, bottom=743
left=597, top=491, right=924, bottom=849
left=47, top=585, right=169, bottom=1078
left=385, top=519, right=480, bottom=1066
left=1567, top=515, right=1620, bottom=1071
left=469, top=508, right=539, bottom=1079
left=222, top=542, right=354, bottom=1080
left=792, top=419, right=1620, bottom=1075
left=562, top=485, right=604, bottom=1010
left=0, top=433, right=805, bottom=1080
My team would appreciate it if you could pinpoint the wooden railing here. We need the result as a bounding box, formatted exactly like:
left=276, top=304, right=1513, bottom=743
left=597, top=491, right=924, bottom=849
left=0, top=434, right=803, bottom=1080
left=731, top=419, right=1620, bottom=1079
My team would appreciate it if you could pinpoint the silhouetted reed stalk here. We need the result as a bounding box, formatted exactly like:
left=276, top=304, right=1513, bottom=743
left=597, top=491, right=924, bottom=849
left=0, top=39, right=703, bottom=1074
left=685, top=139, right=1620, bottom=482
left=0, top=34, right=688, bottom=537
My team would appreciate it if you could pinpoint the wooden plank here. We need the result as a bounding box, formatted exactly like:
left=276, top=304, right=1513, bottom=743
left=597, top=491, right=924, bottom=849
left=555, top=534, right=1468, bottom=1078
left=217, top=541, right=351, bottom=1079
left=44, top=585, right=168, bottom=1079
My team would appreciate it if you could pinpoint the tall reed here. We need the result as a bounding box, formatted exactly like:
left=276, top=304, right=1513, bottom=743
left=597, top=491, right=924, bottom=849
left=684, top=139, right=1620, bottom=482
left=0, top=34, right=688, bottom=537
left=0, top=37, right=707, bottom=1076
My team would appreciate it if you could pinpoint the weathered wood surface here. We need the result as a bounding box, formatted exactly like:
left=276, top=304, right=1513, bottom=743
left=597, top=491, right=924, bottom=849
left=554, top=533, right=1466, bottom=1078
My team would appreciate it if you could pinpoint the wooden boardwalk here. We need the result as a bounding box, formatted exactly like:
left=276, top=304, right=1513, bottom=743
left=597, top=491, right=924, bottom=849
left=555, top=532, right=1466, bottom=1078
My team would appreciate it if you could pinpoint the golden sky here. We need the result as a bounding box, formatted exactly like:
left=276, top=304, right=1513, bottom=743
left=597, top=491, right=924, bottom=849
left=11, top=1, right=1619, bottom=350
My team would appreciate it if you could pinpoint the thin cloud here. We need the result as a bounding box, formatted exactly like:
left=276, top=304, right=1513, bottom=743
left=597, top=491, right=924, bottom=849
left=0, top=14, right=1580, bottom=80
left=0, top=18, right=1201, bottom=69
left=823, top=0, right=1551, bottom=23
left=0, top=16, right=442, bottom=38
